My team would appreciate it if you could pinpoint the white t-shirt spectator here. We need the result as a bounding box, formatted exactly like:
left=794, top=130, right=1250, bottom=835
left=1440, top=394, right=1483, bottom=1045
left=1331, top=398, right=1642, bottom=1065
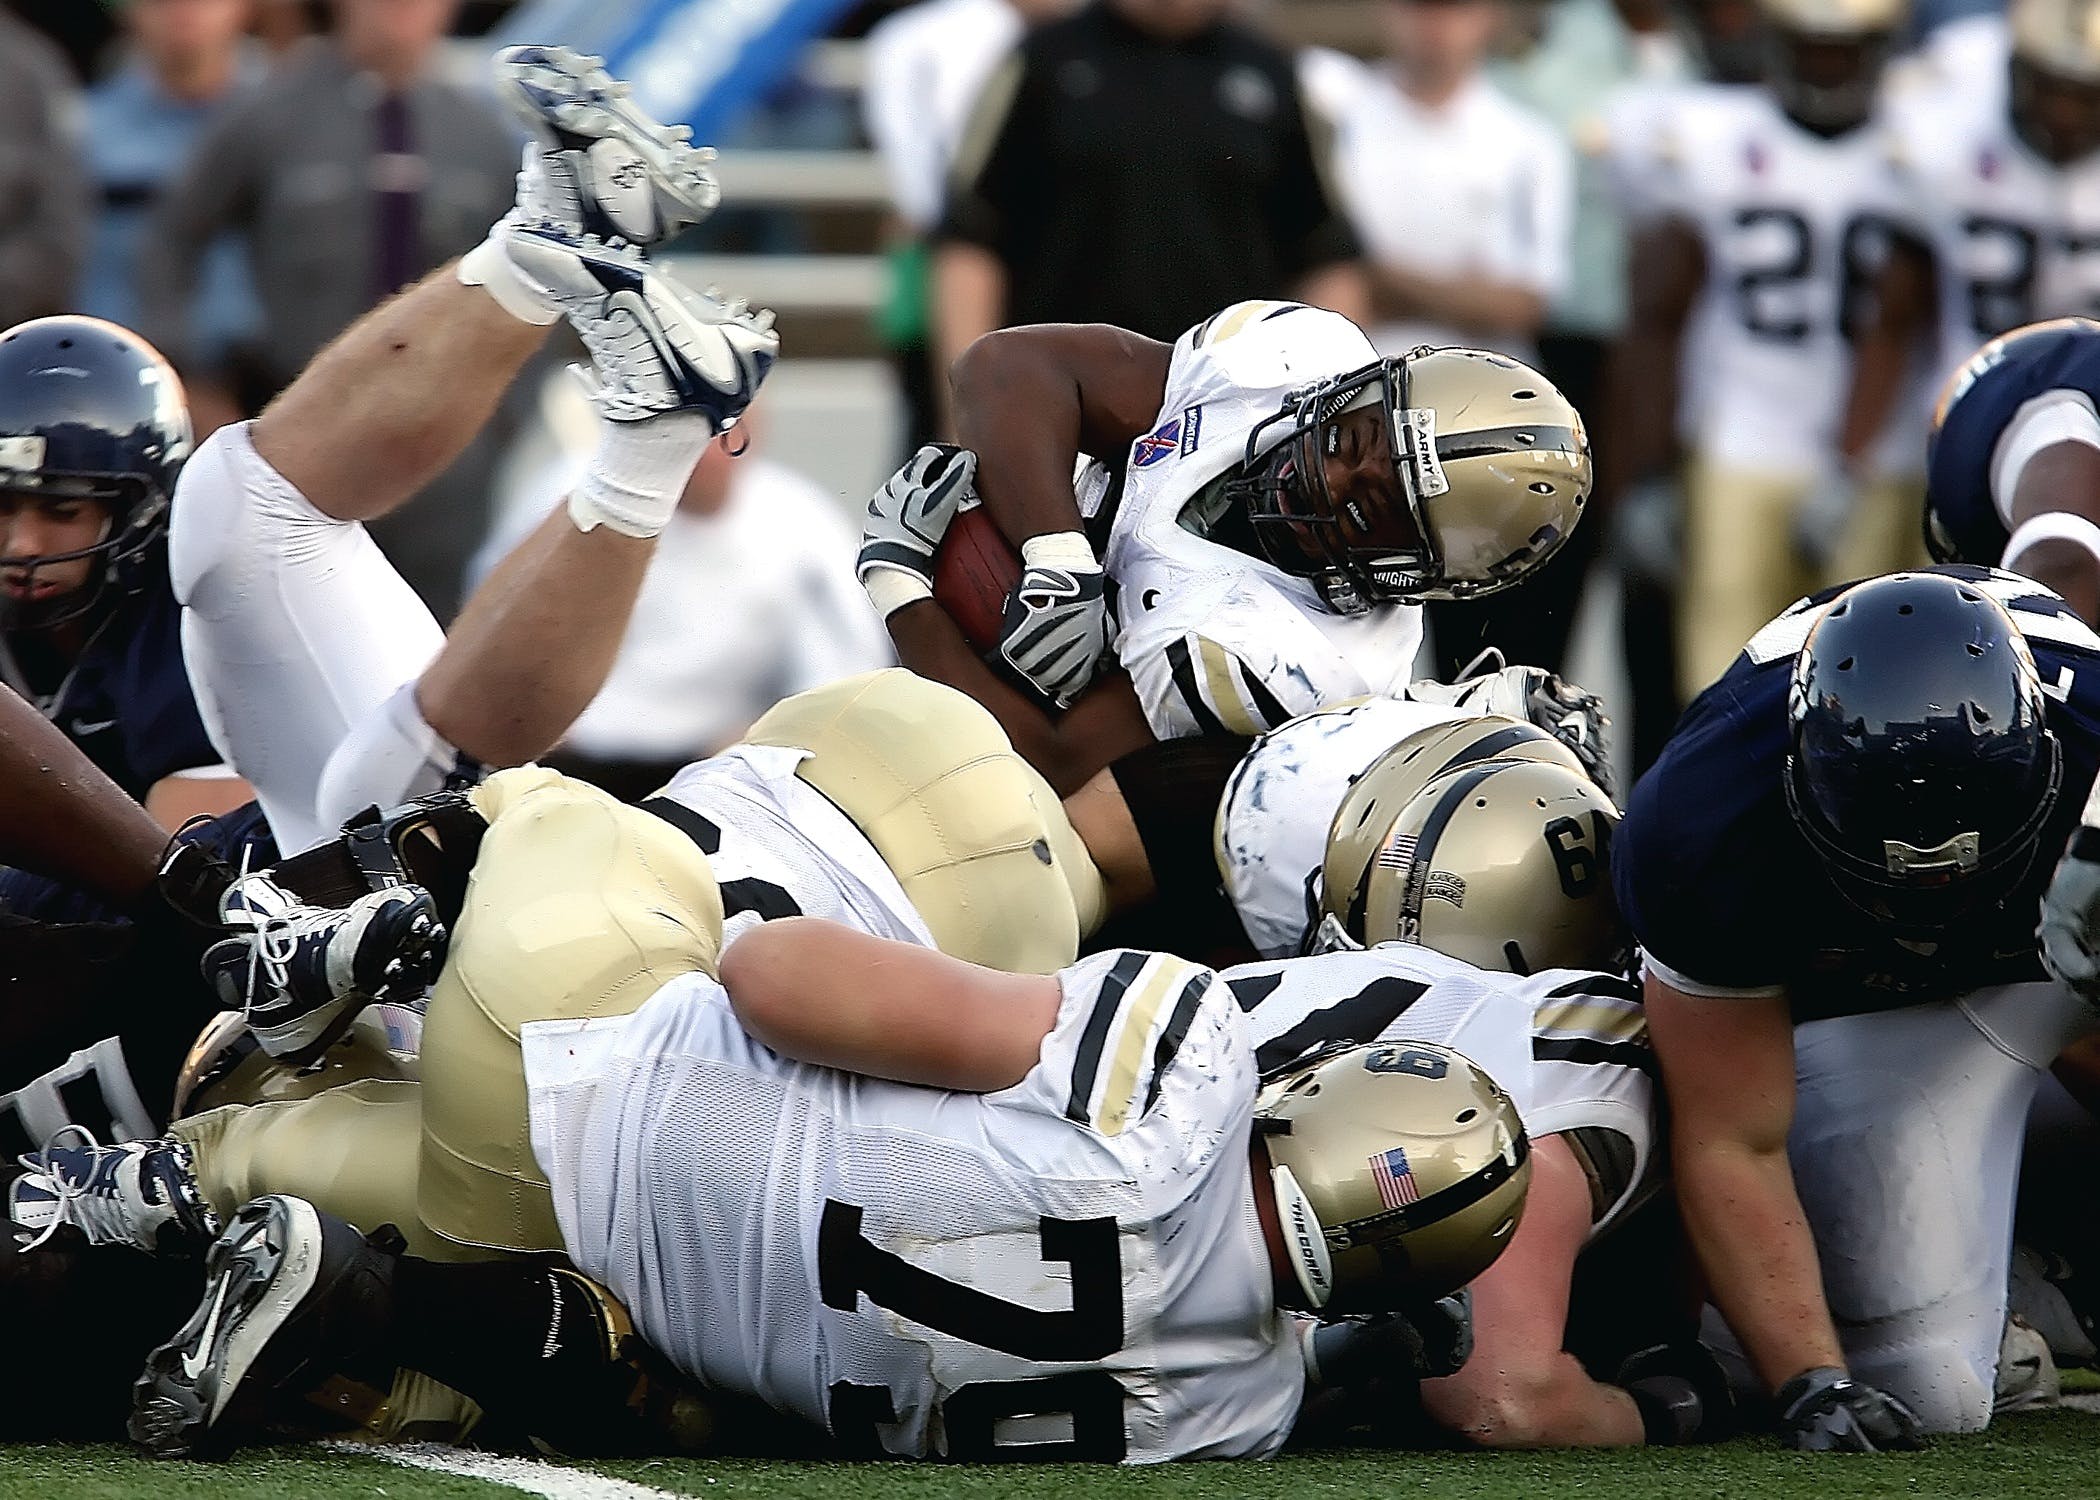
left=862, top=0, right=1026, bottom=230
left=476, top=454, right=893, bottom=764
left=1331, top=72, right=1574, bottom=362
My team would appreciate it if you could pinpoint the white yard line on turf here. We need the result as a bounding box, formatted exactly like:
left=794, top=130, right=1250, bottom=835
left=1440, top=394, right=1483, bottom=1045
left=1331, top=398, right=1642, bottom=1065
left=326, top=1441, right=692, bottom=1500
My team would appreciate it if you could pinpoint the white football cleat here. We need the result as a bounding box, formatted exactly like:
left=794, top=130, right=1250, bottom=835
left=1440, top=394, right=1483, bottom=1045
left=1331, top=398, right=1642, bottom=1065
left=10, top=1129, right=220, bottom=1256
left=495, top=44, right=720, bottom=246
left=505, top=223, right=778, bottom=429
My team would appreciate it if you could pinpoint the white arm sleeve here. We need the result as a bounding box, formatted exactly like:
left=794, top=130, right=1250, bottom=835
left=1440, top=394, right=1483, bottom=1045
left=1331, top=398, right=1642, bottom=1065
left=1990, top=389, right=2100, bottom=530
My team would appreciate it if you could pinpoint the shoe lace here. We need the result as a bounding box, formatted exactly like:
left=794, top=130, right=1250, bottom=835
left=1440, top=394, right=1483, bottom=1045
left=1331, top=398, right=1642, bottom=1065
left=226, top=845, right=298, bottom=1024
left=13, top=1124, right=127, bottom=1252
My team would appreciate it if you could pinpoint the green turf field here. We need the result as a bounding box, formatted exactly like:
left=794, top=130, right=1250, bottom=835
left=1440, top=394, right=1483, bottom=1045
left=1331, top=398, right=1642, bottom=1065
left=3, top=1411, right=2098, bottom=1500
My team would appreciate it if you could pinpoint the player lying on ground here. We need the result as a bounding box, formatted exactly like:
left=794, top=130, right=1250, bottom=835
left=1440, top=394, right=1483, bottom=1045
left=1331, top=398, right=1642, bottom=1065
left=858, top=297, right=1596, bottom=753
left=1617, top=566, right=2100, bottom=1446
left=0, top=43, right=783, bottom=1137
left=89, top=774, right=1524, bottom=1462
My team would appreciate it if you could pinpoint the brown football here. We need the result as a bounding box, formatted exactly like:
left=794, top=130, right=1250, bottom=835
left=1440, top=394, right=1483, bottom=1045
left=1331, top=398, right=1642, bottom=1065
left=932, top=503, right=1022, bottom=654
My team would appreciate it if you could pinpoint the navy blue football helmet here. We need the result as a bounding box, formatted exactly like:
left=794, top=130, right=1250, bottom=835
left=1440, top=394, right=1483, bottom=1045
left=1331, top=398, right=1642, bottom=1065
left=0, top=316, right=192, bottom=623
left=1785, top=572, right=2063, bottom=930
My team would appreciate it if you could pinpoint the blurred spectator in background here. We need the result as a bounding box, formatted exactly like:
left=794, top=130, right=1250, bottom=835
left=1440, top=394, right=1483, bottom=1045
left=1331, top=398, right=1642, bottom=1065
left=136, top=0, right=518, bottom=618
left=1327, top=0, right=1575, bottom=680
left=863, top=0, right=1071, bottom=449
left=0, top=7, right=90, bottom=329
left=1434, top=0, right=1693, bottom=694
left=1615, top=0, right=1919, bottom=703
left=82, top=0, right=263, bottom=441
left=1335, top=0, right=1571, bottom=367
left=932, top=0, right=1368, bottom=390
left=474, top=393, right=892, bottom=803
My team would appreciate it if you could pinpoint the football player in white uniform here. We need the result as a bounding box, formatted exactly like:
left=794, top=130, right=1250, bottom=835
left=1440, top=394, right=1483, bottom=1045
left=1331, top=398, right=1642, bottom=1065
left=863, top=301, right=1590, bottom=737
left=1840, top=0, right=2100, bottom=528
left=123, top=897, right=1531, bottom=1462
left=1606, top=0, right=1923, bottom=699
left=1230, top=944, right=1693, bottom=1446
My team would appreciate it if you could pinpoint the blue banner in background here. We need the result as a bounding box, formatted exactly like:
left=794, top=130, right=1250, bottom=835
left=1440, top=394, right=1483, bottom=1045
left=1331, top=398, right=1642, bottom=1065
left=489, top=0, right=860, bottom=141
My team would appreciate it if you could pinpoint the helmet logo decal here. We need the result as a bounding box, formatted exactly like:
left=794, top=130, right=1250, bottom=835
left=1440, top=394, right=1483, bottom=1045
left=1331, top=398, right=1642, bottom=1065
left=0, top=436, right=47, bottom=474
left=1370, top=1145, right=1423, bottom=1208
left=1399, top=408, right=1450, bottom=498
left=1882, top=830, right=1981, bottom=878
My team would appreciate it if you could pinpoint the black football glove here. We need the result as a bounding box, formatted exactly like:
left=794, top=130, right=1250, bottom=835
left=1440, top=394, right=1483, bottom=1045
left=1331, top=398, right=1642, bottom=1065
left=1307, top=1291, right=1475, bottom=1388
left=1774, top=1366, right=1925, bottom=1453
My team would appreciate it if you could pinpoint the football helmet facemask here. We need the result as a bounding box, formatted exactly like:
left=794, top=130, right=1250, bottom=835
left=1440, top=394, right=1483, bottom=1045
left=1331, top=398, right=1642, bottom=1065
left=1256, top=1040, right=1531, bottom=1313
left=1785, top=572, right=2064, bottom=933
left=2012, top=0, right=2100, bottom=164
left=1227, top=348, right=1590, bottom=614
left=0, top=317, right=191, bottom=628
left=1758, top=0, right=1905, bottom=136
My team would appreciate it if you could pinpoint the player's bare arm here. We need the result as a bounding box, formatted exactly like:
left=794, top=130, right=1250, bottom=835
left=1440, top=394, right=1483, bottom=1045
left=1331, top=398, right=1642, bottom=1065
left=1643, top=976, right=1847, bottom=1391
left=886, top=598, right=1155, bottom=792
left=1600, top=220, right=1704, bottom=503
left=1367, top=263, right=1547, bottom=342
left=718, top=915, right=1062, bottom=1092
left=1833, top=234, right=1934, bottom=472
left=0, top=685, right=181, bottom=908
left=948, top=323, right=1173, bottom=548
left=2004, top=441, right=2100, bottom=622
left=1421, top=1136, right=1644, bottom=1448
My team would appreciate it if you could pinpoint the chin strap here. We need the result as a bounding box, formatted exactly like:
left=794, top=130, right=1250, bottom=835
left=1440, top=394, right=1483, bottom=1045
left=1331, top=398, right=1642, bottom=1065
left=1271, top=1163, right=1334, bottom=1310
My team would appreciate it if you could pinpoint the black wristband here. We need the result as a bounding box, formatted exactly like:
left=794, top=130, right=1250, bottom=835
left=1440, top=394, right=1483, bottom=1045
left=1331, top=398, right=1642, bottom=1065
left=1626, top=1375, right=1702, bottom=1446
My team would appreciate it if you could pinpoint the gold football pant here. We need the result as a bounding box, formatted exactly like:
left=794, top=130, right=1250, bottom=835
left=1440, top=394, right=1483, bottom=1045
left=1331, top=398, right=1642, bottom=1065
left=171, top=672, right=1101, bottom=1256
left=1678, top=460, right=1929, bottom=700
left=743, top=668, right=1105, bottom=973
left=176, top=765, right=725, bottom=1256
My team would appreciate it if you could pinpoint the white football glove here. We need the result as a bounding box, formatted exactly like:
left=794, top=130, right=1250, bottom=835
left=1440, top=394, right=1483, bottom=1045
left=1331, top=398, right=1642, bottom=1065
left=1404, top=660, right=1617, bottom=799
left=1792, top=465, right=1862, bottom=575
left=2040, top=827, right=2100, bottom=1005
left=998, top=531, right=1112, bottom=707
left=857, top=443, right=976, bottom=618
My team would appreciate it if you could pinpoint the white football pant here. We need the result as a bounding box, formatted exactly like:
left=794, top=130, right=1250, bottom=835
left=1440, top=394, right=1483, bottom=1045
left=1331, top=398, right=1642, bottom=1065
left=1788, top=981, right=2094, bottom=1431
left=169, top=423, right=460, bottom=854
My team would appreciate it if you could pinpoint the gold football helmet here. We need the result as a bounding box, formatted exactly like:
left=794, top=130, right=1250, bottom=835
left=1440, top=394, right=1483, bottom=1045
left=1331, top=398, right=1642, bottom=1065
left=2012, top=0, right=2100, bottom=161
left=1232, top=348, right=1591, bottom=613
left=1256, top=1040, right=1531, bottom=1311
left=1758, top=0, right=1904, bottom=134
left=1326, top=757, right=1629, bottom=976
left=173, top=1008, right=419, bottom=1120
left=1319, top=715, right=1589, bottom=949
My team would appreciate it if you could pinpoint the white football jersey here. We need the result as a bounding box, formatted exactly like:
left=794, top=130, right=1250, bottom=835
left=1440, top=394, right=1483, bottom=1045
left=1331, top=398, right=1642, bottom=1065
left=523, top=948, right=1305, bottom=1462
left=1650, top=87, right=1906, bottom=473
left=1214, top=697, right=1474, bottom=960
left=1227, top=944, right=1657, bottom=1234
left=650, top=744, right=933, bottom=950
left=1888, top=94, right=2100, bottom=383
left=1102, top=300, right=1426, bottom=741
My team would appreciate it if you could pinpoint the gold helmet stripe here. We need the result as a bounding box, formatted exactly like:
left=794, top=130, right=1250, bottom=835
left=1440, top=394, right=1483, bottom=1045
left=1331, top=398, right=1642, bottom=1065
left=1392, top=762, right=1506, bottom=943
